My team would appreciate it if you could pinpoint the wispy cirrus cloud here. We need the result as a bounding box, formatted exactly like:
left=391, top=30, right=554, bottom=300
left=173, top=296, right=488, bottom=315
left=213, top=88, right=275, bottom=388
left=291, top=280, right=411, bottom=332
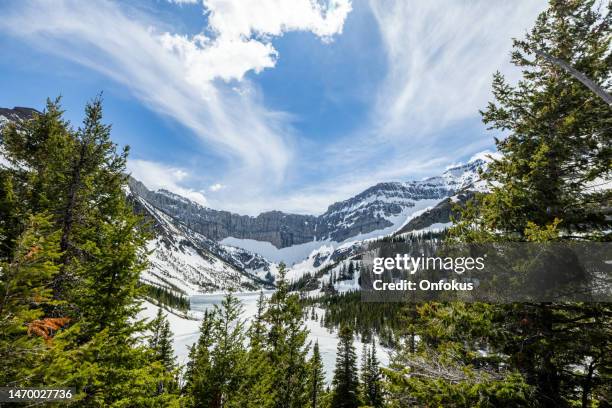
left=166, top=0, right=199, bottom=4
left=288, top=0, right=547, bottom=214
left=0, top=0, right=351, bottom=208
left=369, top=0, right=545, bottom=139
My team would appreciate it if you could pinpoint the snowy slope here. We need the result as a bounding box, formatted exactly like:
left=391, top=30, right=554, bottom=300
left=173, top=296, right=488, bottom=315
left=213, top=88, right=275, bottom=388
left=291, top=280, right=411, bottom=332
left=131, top=193, right=275, bottom=294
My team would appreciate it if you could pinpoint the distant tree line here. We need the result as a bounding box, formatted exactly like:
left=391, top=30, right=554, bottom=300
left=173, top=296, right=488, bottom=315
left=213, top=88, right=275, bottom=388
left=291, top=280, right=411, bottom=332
left=143, top=283, right=190, bottom=313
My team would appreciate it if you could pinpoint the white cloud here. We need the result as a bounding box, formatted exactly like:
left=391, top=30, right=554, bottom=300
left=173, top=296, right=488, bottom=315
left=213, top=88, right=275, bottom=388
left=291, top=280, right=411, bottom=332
left=209, top=183, right=224, bottom=192
left=369, top=0, right=546, bottom=138
left=128, top=159, right=208, bottom=205
left=203, top=0, right=352, bottom=39
left=160, top=0, right=352, bottom=85
left=159, top=33, right=277, bottom=84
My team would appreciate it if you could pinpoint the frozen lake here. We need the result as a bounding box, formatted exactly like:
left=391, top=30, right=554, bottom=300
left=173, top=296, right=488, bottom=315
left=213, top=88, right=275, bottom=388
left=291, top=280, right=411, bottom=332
left=140, top=291, right=389, bottom=382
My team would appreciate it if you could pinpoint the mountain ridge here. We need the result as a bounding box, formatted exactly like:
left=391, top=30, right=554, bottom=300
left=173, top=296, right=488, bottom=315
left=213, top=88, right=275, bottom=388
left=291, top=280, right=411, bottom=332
left=127, top=157, right=487, bottom=249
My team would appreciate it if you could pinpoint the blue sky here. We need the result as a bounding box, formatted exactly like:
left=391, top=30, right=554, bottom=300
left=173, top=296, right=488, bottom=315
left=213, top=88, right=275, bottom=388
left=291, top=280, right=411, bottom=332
left=0, top=0, right=546, bottom=215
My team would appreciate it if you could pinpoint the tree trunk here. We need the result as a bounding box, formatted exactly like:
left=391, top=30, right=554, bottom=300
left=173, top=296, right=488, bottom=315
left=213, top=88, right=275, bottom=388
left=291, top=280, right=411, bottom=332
left=581, top=360, right=595, bottom=408
left=53, top=141, right=87, bottom=301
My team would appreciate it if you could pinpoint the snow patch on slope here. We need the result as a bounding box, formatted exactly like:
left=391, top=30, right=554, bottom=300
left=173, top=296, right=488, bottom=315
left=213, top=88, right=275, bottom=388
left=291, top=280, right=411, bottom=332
left=220, top=236, right=330, bottom=265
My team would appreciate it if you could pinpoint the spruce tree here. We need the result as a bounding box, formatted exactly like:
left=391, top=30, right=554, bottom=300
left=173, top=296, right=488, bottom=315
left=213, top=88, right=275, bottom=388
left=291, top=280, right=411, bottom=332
left=234, top=291, right=274, bottom=408
left=184, top=309, right=215, bottom=406
left=184, top=295, right=248, bottom=408
left=0, top=215, right=61, bottom=386
left=209, top=293, right=247, bottom=407
left=441, top=2, right=612, bottom=406
left=1, top=97, right=181, bottom=406
left=452, top=0, right=611, bottom=241
left=362, top=341, right=383, bottom=408
left=347, top=262, right=355, bottom=280
left=307, top=341, right=326, bottom=408
left=150, top=308, right=177, bottom=394
left=264, top=263, right=310, bottom=408
left=360, top=342, right=369, bottom=402
left=331, top=326, right=360, bottom=408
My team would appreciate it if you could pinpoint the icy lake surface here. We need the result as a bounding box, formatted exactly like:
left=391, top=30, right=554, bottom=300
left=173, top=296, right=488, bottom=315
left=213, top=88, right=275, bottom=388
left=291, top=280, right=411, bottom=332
left=141, top=291, right=389, bottom=383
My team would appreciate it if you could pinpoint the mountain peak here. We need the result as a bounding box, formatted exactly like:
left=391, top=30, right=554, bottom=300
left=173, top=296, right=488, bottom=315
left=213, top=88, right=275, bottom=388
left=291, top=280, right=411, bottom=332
left=0, top=106, right=39, bottom=127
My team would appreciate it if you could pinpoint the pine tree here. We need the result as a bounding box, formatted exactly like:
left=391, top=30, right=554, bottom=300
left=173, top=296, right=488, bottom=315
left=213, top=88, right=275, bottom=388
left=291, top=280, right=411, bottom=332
left=1, top=97, right=182, bottom=406
left=0, top=173, right=22, bottom=260
left=264, top=263, right=310, bottom=408
left=150, top=308, right=177, bottom=394
left=362, top=341, right=383, bottom=408
left=185, top=296, right=250, bottom=408
left=209, top=293, right=247, bottom=408
left=347, top=262, right=355, bottom=280
left=233, top=292, right=274, bottom=408
left=307, top=341, right=326, bottom=408
left=0, top=215, right=61, bottom=386
left=331, top=326, right=360, bottom=408
left=360, top=342, right=369, bottom=401
left=451, top=0, right=611, bottom=242
left=441, top=2, right=612, bottom=406
left=184, top=309, right=215, bottom=406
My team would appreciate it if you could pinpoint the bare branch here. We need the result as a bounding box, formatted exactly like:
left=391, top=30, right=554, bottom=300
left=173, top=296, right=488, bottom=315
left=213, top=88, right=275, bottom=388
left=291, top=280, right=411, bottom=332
left=534, top=49, right=612, bottom=106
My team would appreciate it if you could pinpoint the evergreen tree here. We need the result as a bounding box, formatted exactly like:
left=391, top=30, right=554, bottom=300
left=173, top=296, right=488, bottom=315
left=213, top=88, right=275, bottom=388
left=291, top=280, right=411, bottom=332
left=209, top=293, right=247, bottom=407
left=1, top=97, right=182, bottom=406
left=435, top=3, right=612, bottom=407
left=360, top=342, right=369, bottom=401
left=451, top=0, right=611, bottom=242
left=331, top=326, right=360, bottom=408
left=0, top=215, right=61, bottom=386
left=184, top=309, right=215, bottom=406
left=264, top=263, right=310, bottom=408
left=362, top=341, right=384, bottom=408
left=150, top=308, right=177, bottom=394
left=347, top=262, right=355, bottom=280
left=185, top=294, right=249, bottom=408
left=233, top=292, right=274, bottom=408
left=307, top=341, right=326, bottom=408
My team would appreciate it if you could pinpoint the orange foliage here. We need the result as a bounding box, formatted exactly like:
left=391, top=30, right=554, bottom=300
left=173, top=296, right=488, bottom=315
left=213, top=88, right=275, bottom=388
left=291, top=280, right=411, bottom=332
left=25, top=245, right=41, bottom=259
left=27, top=317, right=71, bottom=343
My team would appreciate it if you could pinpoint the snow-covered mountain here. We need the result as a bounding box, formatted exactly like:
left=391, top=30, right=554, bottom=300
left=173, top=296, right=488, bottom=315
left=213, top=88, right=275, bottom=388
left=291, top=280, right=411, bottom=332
left=128, top=156, right=489, bottom=284
left=130, top=158, right=487, bottom=255
left=129, top=183, right=277, bottom=295
left=315, top=159, right=485, bottom=240
left=0, top=106, right=38, bottom=126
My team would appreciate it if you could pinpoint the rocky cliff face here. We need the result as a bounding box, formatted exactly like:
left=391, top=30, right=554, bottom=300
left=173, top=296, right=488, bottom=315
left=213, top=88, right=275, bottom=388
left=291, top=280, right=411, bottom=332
left=129, top=189, right=276, bottom=294
left=129, top=178, right=319, bottom=248
left=128, top=159, right=485, bottom=248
